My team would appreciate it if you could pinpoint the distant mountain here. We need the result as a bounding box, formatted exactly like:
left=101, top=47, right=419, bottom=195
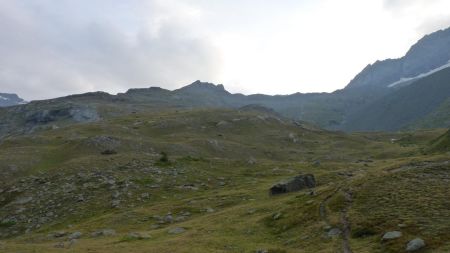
left=0, top=93, right=27, bottom=107
left=343, top=67, right=450, bottom=131
left=346, top=27, right=450, bottom=89
left=1, top=28, right=449, bottom=133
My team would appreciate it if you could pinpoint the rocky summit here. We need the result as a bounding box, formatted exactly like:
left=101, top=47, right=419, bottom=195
left=0, top=93, right=26, bottom=107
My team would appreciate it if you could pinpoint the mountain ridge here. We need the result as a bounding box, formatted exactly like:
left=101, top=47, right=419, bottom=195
left=346, top=26, right=450, bottom=89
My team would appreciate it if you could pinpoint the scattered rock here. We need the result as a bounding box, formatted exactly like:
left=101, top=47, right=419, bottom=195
left=168, top=227, right=186, bottom=234
left=288, top=133, right=299, bottom=143
left=91, top=229, right=116, bottom=237
left=111, top=200, right=120, bottom=208
left=247, top=157, right=257, bottom=165
left=163, top=214, right=174, bottom=223
left=13, top=196, right=33, bottom=205
left=327, top=228, right=342, bottom=237
left=127, top=232, right=151, bottom=240
left=272, top=212, right=282, bottom=220
left=216, top=121, right=229, bottom=127
left=406, top=238, right=425, bottom=251
left=68, top=239, right=77, bottom=248
left=150, top=224, right=160, bottom=229
left=206, top=207, right=215, bottom=213
left=54, top=241, right=65, bottom=248
left=50, top=231, right=67, bottom=238
left=68, top=231, right=82, bottom=240
left=270, top=174, right=316, bottom=195
left=382, top=231, right=402, bottom=240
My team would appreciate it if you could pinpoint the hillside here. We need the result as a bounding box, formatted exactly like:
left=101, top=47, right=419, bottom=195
left=0, top=106, right=449, bottom=252
left=429, top=129, right=450, bottom=152
left=343, top=67, right=450, bottom=131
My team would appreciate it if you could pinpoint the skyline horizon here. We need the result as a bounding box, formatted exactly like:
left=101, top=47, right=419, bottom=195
left=1, top=1, right=450, bottom=101
left=5, top=24, right=450, bottom=102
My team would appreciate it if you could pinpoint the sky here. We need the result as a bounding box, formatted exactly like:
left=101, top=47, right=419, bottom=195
left=1, top=0, right=450, bottom=100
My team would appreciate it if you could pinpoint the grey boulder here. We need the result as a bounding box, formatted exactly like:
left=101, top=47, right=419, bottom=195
left=406, top=238, right=425, bottom=251
left=270, top=174, right=316, bottom=195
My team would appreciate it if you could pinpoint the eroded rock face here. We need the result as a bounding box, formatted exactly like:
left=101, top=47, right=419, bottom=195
left=270, top=174, right=316, bottom=195
left=25, top=106, right=99, bottom=125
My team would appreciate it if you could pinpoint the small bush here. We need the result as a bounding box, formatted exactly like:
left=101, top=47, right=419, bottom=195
left=159, top=152, right=169, bottom=163
left=0, top=220, right=16, bottom=228
left=101, top=149, right=117, bottom=155
left=352, top=227, right=377, bottom=238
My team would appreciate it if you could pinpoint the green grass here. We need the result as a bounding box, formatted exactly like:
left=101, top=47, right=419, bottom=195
left=0, top=108, right=448, bottom=252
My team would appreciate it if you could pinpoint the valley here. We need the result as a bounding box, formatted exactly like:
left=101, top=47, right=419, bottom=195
left=0, top=107, right=448, bottom=252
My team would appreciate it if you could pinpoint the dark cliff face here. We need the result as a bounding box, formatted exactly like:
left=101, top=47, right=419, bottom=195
left=0, top=93, right=27, bottom=107
left=346, top=27, right=450, bottom=89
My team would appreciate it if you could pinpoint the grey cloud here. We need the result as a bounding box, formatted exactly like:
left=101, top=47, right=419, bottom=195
left=383, top=0, right=427, bottom=10
left=0, top=0, right=221, bottom=100
left=416, top=16, right=450, bottom=34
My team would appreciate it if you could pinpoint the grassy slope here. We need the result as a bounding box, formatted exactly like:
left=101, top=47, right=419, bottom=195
left=0, top=109, right=449, bottom=252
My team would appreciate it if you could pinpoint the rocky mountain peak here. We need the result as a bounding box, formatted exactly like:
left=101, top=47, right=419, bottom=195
left=0, top=93, right=27, bottom=107
left=176, top=80, right=228, bottom=94
left=346, top=26, right=450, bottom=89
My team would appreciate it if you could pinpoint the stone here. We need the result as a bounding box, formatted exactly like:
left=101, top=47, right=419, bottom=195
left=67, top=239, right=77, bottom=248
left=327, top=228, right=342, bottom=237
left=406, top=238, right=425, bottom=251
left=272, top=212, right=282, bottom=220
left=150, top=224, right=160, bottom=229
left=247, top=157, right=257, bottom=165
left=382, top=231, right=402, bottom=240
left=68, top=231, right=82, bottom=240
left=13, top=196, right=33, bottom=205
left=270, top=174, right=316, bottom=195
left=111, top=200, right=120, bottom=208
left=168, top=227, right=186, bottom=234
left=91, top=229, right=116, bottom=237
left=54, top=241, right=65, bottom=248
left=51, top=231, right=67, bottom=238
left=163, top=214, right=174, bottom=223
left=127, top=232, right=151, bottom=240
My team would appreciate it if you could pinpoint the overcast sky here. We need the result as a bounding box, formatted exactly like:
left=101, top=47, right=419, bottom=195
left=1, top=0, right=450, bottom=100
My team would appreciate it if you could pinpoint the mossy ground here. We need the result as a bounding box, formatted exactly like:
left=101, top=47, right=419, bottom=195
left=0, top=109, right=448, bottom=252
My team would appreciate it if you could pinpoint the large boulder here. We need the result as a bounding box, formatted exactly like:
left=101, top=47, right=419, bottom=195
left=270, top=174, right=316, bottom=195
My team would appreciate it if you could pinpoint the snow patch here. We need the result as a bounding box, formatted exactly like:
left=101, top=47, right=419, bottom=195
left=388, top=60, right=450, bottom=88
left=0, top=96, right=8, bottom=101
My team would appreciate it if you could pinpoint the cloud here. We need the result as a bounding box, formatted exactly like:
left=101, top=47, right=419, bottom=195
left=0, top=0, right=221, bottom=100
left=416, top=16, right=450, bottom=34
left=383, top=0, right=450, bottom=36
left=383, top=0, right=427, bottom=10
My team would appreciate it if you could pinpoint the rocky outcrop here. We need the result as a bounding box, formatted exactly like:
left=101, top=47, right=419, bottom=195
left=270, top=174, right=316, bottom=195
left=25, top=106, right=99, bottom=125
